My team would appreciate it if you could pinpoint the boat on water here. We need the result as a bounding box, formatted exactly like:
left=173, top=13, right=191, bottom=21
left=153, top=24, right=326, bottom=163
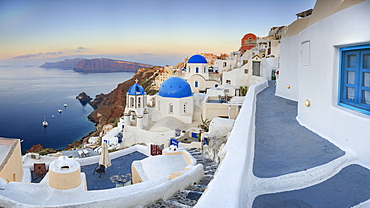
left=58, top=109, right=62, bottom=113
left=42, top=116, right=48, bottom=127
left=64, top=104, right=67, bottom=107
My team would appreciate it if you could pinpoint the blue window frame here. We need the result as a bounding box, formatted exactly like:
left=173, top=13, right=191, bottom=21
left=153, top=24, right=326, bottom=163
left=196, top=67, right=199, bottom=73
left=195, top=81, right=198, bottom=88
left=339, top=45, right=370, bottom=114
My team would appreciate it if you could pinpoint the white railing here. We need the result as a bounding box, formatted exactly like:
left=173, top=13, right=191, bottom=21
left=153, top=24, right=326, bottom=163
left=195, top=79, right=268, bottom=208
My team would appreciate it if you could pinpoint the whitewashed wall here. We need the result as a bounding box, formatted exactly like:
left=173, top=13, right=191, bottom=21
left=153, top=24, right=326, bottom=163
left=275, top=35, right=300, bottom=101
left=277, top=1, right=370, bottom=166
left=123, top=126, right=174, bottom=147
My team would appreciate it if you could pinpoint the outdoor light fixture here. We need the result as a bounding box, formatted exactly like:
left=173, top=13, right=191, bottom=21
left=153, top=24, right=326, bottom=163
left=286, top=84, right=290, bottom=89
left=305, top=99, right=310, bottom=107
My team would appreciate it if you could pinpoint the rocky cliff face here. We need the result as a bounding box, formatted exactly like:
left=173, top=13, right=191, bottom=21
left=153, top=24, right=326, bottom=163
left=73, top=58, right=152, bottom=73
left=40, top=58, right=83, bottom=69
left=88, top=66, right=160, bottom=130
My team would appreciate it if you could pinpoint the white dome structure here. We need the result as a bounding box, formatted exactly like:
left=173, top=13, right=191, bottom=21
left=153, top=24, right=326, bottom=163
left=152, top=77, right=194, bottom=124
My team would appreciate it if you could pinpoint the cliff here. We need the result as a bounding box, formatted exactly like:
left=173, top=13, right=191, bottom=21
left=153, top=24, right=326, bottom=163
left=88, top=66, right=160, bottom=130
left=40, top=58, right=83, bottom=69
left=73, top=58, right=152, bottom=73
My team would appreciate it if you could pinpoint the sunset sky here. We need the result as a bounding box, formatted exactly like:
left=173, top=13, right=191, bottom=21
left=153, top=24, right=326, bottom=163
left=0, top=0, right=316, bottom=66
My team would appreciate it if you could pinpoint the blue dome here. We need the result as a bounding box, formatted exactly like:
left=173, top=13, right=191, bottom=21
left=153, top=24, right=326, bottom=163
left=128, top=83, right=145, bottom=95
left=158, top=77, right=192, bottom=98
left=188, top=54, right=207, bottom=64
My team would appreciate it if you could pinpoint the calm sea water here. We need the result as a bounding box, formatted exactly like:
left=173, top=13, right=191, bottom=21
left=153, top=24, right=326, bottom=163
left=0, top=67, right=133, bottom=154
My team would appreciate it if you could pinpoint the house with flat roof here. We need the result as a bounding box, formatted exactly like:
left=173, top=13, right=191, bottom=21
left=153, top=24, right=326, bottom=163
left=0, top=138, right=23, bottom=183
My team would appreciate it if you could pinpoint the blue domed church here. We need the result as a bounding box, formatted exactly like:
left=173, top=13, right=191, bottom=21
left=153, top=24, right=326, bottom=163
left=124, top=77, right=195, bottom=130
left=181, top=54, right=220, bottom=93
left=152, top=77, right=194, bottom=124
left=124, top=79, right=148, bottom=129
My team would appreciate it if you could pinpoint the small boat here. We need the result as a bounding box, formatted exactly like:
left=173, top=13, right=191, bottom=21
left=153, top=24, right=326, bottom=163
left=42, top=116, right=48, bottom=127
left=52, top=115, right=54, bottom=118
left=64, top=104, right=67, bottom=107
left=58, top=109, right=62, bottom=113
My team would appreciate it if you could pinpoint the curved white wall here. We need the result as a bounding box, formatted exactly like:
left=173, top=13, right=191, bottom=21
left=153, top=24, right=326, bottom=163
left=195, top=80, right=268, bottom=207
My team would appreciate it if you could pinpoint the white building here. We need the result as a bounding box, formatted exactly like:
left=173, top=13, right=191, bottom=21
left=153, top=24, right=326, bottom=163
left=178, top=54, right=220, bottom=93
left=216, top=34, right=280, bottom=90
left=151, top=77, right=194, bottom=124
left=123, top=80, right=149, bottom=130
left=119, top=77, right=203, bottom=147
left=276, top=0, right=370, bottom=166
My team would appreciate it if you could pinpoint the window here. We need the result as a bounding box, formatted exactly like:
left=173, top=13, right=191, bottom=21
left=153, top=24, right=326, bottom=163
left=138, top=97, right=141, bottom=108
left=196, top=67, right=199, bottom=73
left=189, top=66, right=191, bottom=73
left=130, top=97, right=134, bottom=107
left=195, top=81, right=199, bottom=88
left=158, top=101, right=160, bottom=111
left=169, top=103, right=173, bottom=114
left=252, top=61, right=261, bottom=76
left=301, top=41, right=310, bottom=66
left=339, top=45, right=370, bottom=114
left=204, top=67, right=206, bottom=73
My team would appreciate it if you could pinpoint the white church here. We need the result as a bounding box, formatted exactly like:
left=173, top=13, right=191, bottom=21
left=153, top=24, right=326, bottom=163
left=177, top=54, right=220, bottom=93
left=119, top=76, right=202, bottom=148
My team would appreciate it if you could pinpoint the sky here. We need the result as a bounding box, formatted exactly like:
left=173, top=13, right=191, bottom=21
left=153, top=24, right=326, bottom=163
left=0, top=0, right=316, bottom=66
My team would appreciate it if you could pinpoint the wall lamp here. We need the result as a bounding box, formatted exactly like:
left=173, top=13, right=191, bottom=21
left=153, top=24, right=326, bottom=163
left=304, top=99, right=310, bottom=107
left=286, top=84, right=290, bottom=89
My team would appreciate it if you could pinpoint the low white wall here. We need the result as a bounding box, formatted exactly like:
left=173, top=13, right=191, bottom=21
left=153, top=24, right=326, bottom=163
left=0, top=164, right=204, bottom=208
left=0, top=146, right=204, bottom=207
left=195, top=80, right=268, bottom=207
left=123, top=126, right=173, bottom=147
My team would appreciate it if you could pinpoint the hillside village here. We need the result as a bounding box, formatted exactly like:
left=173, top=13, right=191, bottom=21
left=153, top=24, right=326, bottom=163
left=1, top=0, right=370, bottom=207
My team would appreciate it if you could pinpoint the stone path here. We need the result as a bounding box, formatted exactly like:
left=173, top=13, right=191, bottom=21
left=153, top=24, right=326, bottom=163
left=252, top=81, right=370, bottom=207
left=253, top=81, right=344, bottom=178
left=144, top=148, right=218, bottom=208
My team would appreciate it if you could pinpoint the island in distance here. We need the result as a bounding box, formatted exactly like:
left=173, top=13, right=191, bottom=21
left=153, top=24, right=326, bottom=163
left=40, top=58, right=83, bottom=69
left=40, top=58, right=152, bottom=73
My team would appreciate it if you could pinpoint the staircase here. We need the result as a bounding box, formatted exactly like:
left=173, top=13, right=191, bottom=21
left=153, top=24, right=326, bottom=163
left=144, top=148, right=218, bottom=208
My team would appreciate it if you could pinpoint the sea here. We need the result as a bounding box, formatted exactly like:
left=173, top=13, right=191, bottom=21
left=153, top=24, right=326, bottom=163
left=0, top=66, right=134, bottom=154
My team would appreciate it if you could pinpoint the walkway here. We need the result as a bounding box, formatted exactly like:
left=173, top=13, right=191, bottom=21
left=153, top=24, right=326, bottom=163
left=252, top=81, right=370, bottom=207
left=253, top=81, right=344, bottom=177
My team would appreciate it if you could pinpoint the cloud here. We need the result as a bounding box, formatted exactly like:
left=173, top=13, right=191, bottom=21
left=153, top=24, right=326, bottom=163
left=12, top=52, right=43, bottom=59
left=75, top=47, right=87, bottom=53
left=12, top=51, right=63, bottom=59
left=44, top=51, right=63, bottom=56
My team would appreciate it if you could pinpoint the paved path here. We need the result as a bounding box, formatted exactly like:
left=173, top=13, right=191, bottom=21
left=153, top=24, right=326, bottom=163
left=254, top=164, right=370, bottom=208
left=253, top=81, right=344, bottom=178
left=253, top=82, right=370, bottom=207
